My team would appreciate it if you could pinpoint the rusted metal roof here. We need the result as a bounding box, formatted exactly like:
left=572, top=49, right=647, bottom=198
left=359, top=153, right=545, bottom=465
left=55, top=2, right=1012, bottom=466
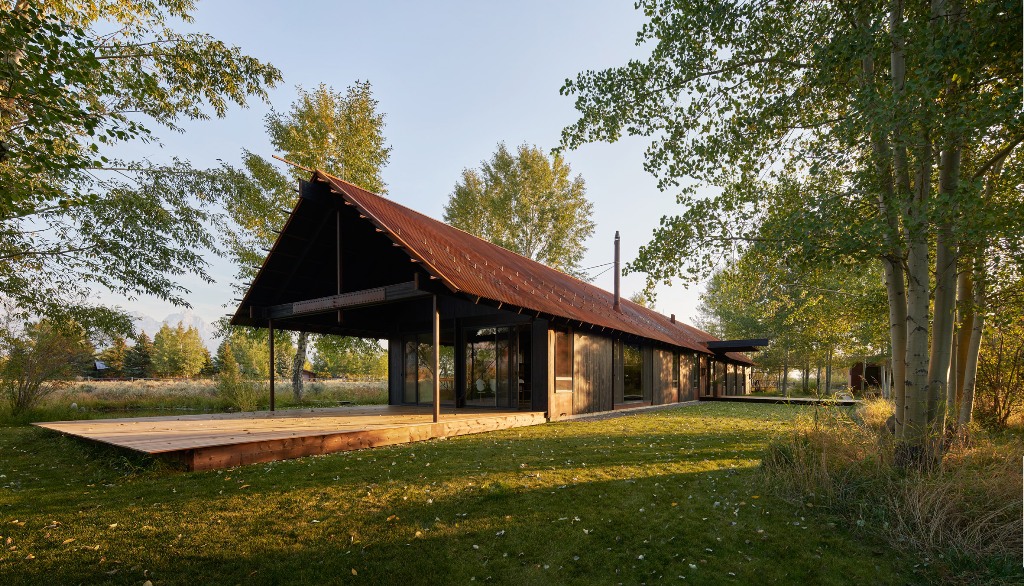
left=316, top=172, right=752, bottom=364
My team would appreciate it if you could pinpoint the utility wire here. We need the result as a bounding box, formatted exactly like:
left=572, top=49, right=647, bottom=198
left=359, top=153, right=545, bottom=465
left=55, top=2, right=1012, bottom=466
left=579, top=261, right=614, bottom=272
left=589, top=265, right=615, bottom=280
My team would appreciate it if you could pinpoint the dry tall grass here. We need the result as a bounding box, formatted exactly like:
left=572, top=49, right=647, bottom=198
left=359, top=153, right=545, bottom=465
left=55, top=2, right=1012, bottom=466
left=45, top=378, right=388, bottom=414
left=763, top=398, right=1022, bottom=582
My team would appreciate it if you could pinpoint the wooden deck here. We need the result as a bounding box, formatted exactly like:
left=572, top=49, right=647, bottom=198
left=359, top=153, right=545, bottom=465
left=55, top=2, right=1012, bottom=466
left=34, top=406, right=547, bottom=471
left=701, top=395, right=861, bottom=407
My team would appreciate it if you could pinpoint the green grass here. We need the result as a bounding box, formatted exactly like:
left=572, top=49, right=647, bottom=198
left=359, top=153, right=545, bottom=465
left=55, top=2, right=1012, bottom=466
left=0, top=403, right=933, bottom=585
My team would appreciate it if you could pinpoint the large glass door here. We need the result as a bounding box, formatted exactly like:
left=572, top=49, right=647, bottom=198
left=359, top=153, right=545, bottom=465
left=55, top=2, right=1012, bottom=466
left=465, top=327, right=516, bottom=408
left=401, top=333, right=454, bottom=406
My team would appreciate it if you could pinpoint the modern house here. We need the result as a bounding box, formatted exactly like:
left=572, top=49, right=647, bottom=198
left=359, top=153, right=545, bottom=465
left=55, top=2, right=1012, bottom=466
left=230, top=171, right=762, bottom=422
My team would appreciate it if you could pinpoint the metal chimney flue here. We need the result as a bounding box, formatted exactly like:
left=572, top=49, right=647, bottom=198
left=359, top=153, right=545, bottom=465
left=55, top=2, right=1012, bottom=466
left=613, top=231, right=621, bottom=312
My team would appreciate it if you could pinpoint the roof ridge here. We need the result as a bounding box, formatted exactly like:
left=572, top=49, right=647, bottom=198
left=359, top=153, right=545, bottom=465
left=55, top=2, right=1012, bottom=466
left=317, top=170, right=611, bottom=287
left=314, top=170, right=734, bottom=357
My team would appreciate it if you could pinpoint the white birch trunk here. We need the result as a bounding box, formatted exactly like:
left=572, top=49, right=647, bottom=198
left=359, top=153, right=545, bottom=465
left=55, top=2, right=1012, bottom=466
left=292, top=331, right=308, bottom=401
left=958, top=266, right=986, bottom=428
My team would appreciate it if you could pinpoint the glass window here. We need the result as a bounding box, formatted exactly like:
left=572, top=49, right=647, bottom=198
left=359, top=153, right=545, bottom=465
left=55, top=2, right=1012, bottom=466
left=623, top=343, right=643, bottom=401
left=554, top=330, right=572, bottom=392
left=403, top=338, right=420, bottom=404
left=692, top=354, right=700, bottom=389
left=465, top=327, right=515, bottom=407
left=403, top=334, right=432, bottom=405
left=439, top=344, right=455, bottom=403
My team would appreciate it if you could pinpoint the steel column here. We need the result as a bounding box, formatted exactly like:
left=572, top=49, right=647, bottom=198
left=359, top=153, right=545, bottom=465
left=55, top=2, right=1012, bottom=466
left=268, top=319, right=276, bottom=412
left=432, top=294, right=440, bottom=423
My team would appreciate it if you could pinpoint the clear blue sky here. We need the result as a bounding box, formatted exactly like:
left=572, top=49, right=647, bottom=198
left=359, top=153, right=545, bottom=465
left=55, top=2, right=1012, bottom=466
left=108, top=0, right=712, bottom=327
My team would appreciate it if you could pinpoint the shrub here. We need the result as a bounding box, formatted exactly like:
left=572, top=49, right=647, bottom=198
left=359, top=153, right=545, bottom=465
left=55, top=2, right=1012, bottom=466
left=1, top=320, right=93, bottom=414
left=216, top=342, right=261, bottom=412
left=763, top=398, right=1023, bottom=582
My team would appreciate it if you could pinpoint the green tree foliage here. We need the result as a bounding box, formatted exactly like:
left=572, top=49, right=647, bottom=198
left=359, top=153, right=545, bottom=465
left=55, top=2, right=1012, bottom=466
left=698, top=246, right=888, bottom=394
left=216, top=340, right=260, bottom=412
left=123, top=331, right=154, bottom=378
left=0, top=319, right=93, bottom=413
left=561, top=1, right=1022, bottom=463
left=216, top=327, right=278, bottom=377
left=627, top=292, right=652, bottom=309
left=443, top=143, right=595, bottom=277
left=0, top=1, right=280, bottom=332
left=151, top=323, right=208, bottom=378
left=97, top=336, right=129, bottom=378
left=975, top=262, right=1024, bottom=428
left=312, top=335, right=387, bottom=379
left=216, top=82, right=390, bottom=400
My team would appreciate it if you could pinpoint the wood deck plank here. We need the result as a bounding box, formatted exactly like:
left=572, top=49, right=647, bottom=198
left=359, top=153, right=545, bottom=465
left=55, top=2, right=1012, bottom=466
left=33, top=406, right=547, bottom=469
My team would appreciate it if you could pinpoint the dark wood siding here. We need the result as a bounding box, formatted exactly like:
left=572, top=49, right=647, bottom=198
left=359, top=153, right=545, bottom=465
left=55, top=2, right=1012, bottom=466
left=388, top=336, right=403, bottom=405
left=547, top=328, right=573, bottom=421
left=680, top=352, right=695, bottom=401
left=531, top=319, right=549, bottom=411
left=654, top=349, right=676, bottom=404
left=642, top=345, right=654, bottom=402
left=613, top=339, right=624, bottom=404
left=573, top=332, right=614, bottom=414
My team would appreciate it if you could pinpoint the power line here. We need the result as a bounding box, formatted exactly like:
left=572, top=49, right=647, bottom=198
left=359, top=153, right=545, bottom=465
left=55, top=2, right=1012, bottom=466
left=589, top=265, right=615, bottom=280
left=579, top=261, right=614, bottom=272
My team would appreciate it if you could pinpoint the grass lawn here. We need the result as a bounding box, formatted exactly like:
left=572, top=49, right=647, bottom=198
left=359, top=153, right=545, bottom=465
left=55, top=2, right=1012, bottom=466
left=0, top=403, right=932, bottom=585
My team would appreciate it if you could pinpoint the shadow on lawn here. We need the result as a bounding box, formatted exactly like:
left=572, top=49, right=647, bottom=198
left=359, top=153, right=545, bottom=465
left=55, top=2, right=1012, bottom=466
left=4, top=466, right=909, bottom=586
left=1, top=404, right=921, bottom=585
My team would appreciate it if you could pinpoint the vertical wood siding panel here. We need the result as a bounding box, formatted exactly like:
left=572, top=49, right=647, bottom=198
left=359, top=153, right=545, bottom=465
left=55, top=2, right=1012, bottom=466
left=572, top=332, right=614, bottom=414
left=642, top=345, right=654, bottom=402
left=613, top=339, right=624, bottom=404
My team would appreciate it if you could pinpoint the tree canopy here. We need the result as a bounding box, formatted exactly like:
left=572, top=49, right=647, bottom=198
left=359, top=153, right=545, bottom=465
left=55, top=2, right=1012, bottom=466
left=560, top=0, right=1022, bottom=463
left=151, top=322, right=208, bottom=378
left=216, top=82, right=390, bottom=399
left=443, top=143, right=595, bottom=277
left=0, top=1, right=281, bottom=333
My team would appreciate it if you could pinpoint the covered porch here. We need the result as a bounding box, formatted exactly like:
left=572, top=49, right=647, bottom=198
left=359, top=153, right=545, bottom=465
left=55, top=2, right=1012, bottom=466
left=229, top=175, right=550, bottom=421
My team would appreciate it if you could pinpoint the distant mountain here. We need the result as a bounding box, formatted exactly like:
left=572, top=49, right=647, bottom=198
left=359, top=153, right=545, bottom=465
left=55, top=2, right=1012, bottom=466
left=130, top=309, right=218, bottom=351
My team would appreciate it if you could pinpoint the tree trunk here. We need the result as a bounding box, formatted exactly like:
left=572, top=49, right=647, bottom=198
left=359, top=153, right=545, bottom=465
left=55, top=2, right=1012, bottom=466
left=901, top=130, right=932, bottom=464
left=958, top=268, right=985, bottom=428
left=816, top=363, right=822, bottom=394
left=825, top=348, right=832, bottom=395
left=927, top=147, right=960, bottom=451
left=782, top=349, right=789, bottom=397
left=882, top=359, right=891, bottom=399
left=946, top=322, right=958, bottom=435
left=955, top=270, right=974, bottom=407
left=802, top=362, right=809, bottom=393
left=292, top=331, right=308, bottom=401
left=860, top=357, right=867, bottom=394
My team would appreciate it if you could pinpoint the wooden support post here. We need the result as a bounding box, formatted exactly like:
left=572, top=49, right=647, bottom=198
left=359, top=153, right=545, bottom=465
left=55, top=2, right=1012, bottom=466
left=268, top=319, right=276, bottom=412
left=432, top=295, right=440, bottom=423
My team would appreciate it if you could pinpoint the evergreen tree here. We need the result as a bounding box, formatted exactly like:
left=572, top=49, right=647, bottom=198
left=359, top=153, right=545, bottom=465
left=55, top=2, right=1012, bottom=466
left=216, top=341, right=259, bottom=411
left=98, top=336, right=129, bottom=378
left=124, top=332, right=154, bottom=378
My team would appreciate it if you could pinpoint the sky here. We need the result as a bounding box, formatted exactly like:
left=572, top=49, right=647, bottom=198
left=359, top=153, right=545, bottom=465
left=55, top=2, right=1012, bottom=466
left=106, top=0, right=712, bottom=328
